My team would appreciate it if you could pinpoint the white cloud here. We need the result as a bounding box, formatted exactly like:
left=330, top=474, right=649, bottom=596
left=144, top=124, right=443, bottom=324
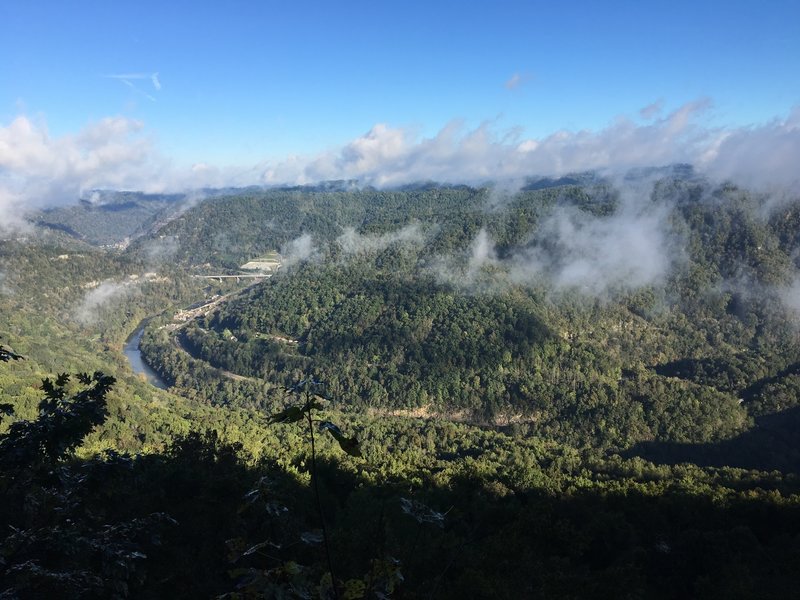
left=699, top=106, right=800, bottom=191
left=639, top=100, right=664, bottom=120
left=106, top=72, right=161, bottom=100
left=780, top=273, right=800, bottom=316
left=74, top=280, right=132, bottom=325
left=336, top=224, right=424, bottom=255
left=0, top=115, right=251, bottom=232
left=469, top=227, right=497, bottom=271
left=505, top=72, right=532, bottom=90
left=509, top=198, right=674, bottom=296
left=259, top=101, right=800, bottom=194
left=2, top=100, right=800, bottom=233
left=505, top=73, right=522, bottom=90
left=0, top=269, right=11, bottom=295
left=257, top=100, right=693, bottom=186
left=427, top=179, right=678, bottom=298
left=281, top=233, right=319, bottom=267
left=0, top=115, right=157, bottom=229
left=426, top=227, right=501, bottom=289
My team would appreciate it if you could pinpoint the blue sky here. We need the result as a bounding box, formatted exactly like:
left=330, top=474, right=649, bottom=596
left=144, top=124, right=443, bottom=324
left=1, top=0, right=799, bottom=212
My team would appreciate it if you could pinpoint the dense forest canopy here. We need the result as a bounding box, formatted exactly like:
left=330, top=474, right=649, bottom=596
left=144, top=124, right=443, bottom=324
left=127, top=171, right=800, bottom=449
left=3, top=168, right=800, bottom=597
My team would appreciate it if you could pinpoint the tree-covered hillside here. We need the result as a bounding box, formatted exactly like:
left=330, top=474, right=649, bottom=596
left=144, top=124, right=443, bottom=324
left=136, top=173, right=800, bottom=452
left=4, top=171, right=800, bottom=598
left=33, top=191, right=189, bottom=246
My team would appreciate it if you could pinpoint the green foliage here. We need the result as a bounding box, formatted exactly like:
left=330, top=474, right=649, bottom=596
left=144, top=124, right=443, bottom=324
left=265, top=378, right=364, bottom=597
left=123, top=177, right=800, bottom=452
left=3, top=355, right=800, bottom=597
left=34, top=190, right=187, bottom=246
left=0, top=341, right=23, bottom=363
left=319, top=421, right=362, bottom=458
left=268, top=398, right=324, bottom=425
left=0, top=372, right=114, bottom=468
left=5, top=175, right=800, bottom=596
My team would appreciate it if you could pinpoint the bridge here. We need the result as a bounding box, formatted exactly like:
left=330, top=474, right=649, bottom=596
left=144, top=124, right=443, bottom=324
left=192, top=273, right=273, bottom=282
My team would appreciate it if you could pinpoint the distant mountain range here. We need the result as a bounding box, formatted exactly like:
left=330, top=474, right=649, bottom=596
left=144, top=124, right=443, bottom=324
left=29, top=168, right=700, bottom=247
left=33, top=191, right=189, bottom=246
left=30, top=187, right=263, bottom=246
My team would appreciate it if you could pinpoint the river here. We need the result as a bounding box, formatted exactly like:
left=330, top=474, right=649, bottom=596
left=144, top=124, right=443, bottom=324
left=123, top=324, right=168, bottom=389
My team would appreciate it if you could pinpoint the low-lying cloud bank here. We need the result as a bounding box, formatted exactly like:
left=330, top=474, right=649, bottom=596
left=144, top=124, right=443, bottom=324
left=2, top=101, right=799, bottom=229
left=426, top=192, right=677, bottom=299
left=74, top=280, right=134, bottom=325
left=280, top=233, right=320, bottom=267
left=260, top=102, right=800, bottom=192
left=1, top=116, right=156, bottom=229
left=507, top=197, right=675, bottom=296
left=337, top=224, right=424, bottom=256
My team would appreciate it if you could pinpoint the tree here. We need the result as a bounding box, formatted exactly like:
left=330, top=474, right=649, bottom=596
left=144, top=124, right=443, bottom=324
left=0, top=371, right=114, bottom=469
left=0, top=341, right=23, bottom=364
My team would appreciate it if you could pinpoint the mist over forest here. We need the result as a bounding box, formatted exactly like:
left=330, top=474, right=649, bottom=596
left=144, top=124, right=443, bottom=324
left=5, top=0, right=800, bottom=593
left=3, top=162, right=800, bottom=597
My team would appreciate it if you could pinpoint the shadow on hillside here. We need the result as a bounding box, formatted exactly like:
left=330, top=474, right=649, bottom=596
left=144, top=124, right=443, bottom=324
left=3, top=427, right=800, bottom=599
left=625, top=405, right=800, bottom=473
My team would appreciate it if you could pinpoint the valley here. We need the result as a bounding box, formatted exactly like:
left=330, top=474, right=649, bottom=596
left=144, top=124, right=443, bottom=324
left=5, top=4, right=800, bottom=595
left=3, top=173, right=800, bottom=597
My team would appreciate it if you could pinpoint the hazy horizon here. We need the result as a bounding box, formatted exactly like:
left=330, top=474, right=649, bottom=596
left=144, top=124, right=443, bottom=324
left=2, top=1, right=800, bottom=224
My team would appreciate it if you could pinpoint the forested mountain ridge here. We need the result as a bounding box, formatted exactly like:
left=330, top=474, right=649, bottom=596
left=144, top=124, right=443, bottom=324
left=4, top=170, right=800, bottom=597
left=131, top=173, right=800, bottom=452
left=31, top=187, right=261, bottom=247
left=7, top=169, right=800, bottom=459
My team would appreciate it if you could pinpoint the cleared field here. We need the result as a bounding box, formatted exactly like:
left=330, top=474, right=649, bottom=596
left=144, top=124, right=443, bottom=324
left=240, top=252, right=282, bottom=271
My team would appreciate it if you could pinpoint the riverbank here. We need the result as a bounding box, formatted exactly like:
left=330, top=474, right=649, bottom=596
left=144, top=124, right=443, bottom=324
left=123, top=323, right=168, bottom=389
